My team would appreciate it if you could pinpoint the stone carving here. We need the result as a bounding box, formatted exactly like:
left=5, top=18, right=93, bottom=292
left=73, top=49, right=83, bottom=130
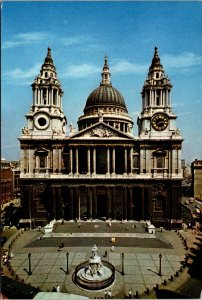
left=69, top=123, right=76, bottom=134
left=172, top=128, right=181, bottom=135
left=53, top=129, right=61, bottom=135
left=90, top=126, right=117, bottom=138
left=98, top=109, right=104, bottom=122
left=22, top=127, right=30, bottom=134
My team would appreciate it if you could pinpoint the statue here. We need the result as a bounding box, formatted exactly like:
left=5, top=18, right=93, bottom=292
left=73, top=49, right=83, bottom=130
left=22, top=127, right=30, bottom=134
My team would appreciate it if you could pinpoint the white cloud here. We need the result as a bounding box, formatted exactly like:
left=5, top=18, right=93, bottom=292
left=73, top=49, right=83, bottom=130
left=5, top=64, right=41, bottom=80
left=61, top=36, right=91, bottom=46
left=111, top=61, right=147, bottom=74
left=162, top=52, right=202, bottom=69
left=2, top=32, right=48, bottom=49
left=62, top=63, right=100, bottom=78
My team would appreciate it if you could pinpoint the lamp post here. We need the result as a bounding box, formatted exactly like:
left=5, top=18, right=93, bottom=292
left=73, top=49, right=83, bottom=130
left=158, top=253, right=162, bottom=276
left=28, top=252, right=32, bottom=275
left=66, top=252, right=69, bottom=274
left=121, top=252, right=125, bottom=275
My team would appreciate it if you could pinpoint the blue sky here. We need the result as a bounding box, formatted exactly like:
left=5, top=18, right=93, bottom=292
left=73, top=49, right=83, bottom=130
left=2, top=1, right=202, bottom=164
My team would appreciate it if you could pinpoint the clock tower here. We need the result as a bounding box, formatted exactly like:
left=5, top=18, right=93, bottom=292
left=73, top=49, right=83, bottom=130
left=138, top=47, right=179, bottom=139
left=22, top=47, right=67, bottom=138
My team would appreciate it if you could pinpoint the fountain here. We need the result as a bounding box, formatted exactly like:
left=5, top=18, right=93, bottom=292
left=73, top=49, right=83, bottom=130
left=74, top=245, right=115, bottom=290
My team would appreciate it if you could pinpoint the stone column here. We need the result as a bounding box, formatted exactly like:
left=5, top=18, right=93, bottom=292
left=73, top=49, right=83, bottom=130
left=123, top=187, right=128, bottom=220
left=130, top=147, right=133, bottom=174
left=87, top=187, right=92, bottom=219
left=51, top=89, right=53, bottom=106
left=52, top=187, right=56, bottom=219
left=69, top=187, right=74, bottom=220
left=128, top=188, right=133, bottom=220
left=107, top=147, right=110, bottom=175
left=92, top=187, right=97, bottom=219
left=69, top=147, right=73, bottom=175
left=141, top=188, right=145, bottom=220
left=75, top=188, right=80, bottom=220
left=124, top=148, right=128, bottom=175
left=111, top=187, right=115, bottom=219
left=58, top=147, right=62, bottom=173
left=93, top=147, right=96, bottom=175
left=112, top=148, right=115, bottom=175
left=107, top=187, right=111, bottom=219
left=87, top=147, right=91, bottom=175
left=75, top=148, right=79, bottom=175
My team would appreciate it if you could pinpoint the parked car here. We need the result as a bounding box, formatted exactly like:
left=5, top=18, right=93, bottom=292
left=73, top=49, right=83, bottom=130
left=184, top=200, right=189, bottom=205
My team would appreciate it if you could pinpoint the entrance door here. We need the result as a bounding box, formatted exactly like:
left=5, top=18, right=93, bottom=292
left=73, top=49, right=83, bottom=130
left=97, top=193, right=107, bottom=219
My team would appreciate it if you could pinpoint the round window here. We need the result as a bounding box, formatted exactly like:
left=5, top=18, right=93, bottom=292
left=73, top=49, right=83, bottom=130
left=38, top=117, right=47, bottom=127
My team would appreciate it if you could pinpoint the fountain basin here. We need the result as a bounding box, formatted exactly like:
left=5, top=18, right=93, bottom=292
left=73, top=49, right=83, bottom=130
left=73, top=260, right=115, bottom=290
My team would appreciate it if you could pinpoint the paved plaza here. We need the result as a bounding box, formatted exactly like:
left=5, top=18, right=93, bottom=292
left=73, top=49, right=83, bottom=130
left=3, top=220, right=202, bottom=299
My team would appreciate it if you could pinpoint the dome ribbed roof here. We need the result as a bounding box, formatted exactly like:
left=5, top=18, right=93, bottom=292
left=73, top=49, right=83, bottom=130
left=84, top=84, right=127, bottom=112
left=84, top=56, right=128, bottom=113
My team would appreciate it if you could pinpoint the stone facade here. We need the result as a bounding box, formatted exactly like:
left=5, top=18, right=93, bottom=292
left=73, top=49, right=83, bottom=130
left=19, top=47, right=183, bottom=227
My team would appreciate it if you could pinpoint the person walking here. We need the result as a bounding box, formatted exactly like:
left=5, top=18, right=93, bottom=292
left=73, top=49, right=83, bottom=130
left=107, top=289, right=112, bottom=298
left=128, top=288, right=132, bottom=298
left=52, top=286, right=56, bottom=292
left=56, top=285, right=60, bottom=292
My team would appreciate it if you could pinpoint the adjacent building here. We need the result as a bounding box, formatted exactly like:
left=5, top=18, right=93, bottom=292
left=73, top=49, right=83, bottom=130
left=191, top=159, right=202, bottom=200
left=19, top=47, right=183, bottom=227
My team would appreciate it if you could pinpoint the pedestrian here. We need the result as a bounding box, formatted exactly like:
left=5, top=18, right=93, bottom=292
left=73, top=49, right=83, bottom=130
left=104, top=291, right=107, bottom=298
left=56, top=284, right=60, bottom=292
left=111, top=245, right=114, bottom=251
left=107, top=289, right=112, bottom=298
left=52, top=286, right=56, bottom=292
left=104, top=250, right=107, bottom=257
left=128, top=288, right=132, bottom=298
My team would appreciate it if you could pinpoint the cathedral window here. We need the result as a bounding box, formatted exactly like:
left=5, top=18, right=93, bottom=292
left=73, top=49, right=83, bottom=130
left=39, top=156, right=46, bottom=168
left=156, top=156, right=164, bottom=168
left=45, top=72, right=48, bottom=78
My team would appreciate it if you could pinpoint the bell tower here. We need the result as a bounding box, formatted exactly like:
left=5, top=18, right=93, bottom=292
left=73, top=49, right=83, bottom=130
left=138, top=47, right=180, bottom=139
left=22, top=47, right=67, bottom=138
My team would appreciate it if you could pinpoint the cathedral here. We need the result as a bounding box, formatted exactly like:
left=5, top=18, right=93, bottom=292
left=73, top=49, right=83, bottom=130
left=19, top=47, right=183, bottom=228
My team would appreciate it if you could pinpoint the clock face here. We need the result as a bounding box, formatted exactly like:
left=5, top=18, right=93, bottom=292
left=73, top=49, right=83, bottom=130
left=151, top=113, right=168, bottom=131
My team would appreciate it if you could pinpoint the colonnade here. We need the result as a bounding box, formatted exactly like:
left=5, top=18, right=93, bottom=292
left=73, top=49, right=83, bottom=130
left=142, top=88, right=171, bottom=110
left=51, top=185, right=135, bottom=220
left=68, top=145, right=134, bottom=175
left=33, top=86, right=62, bottom=108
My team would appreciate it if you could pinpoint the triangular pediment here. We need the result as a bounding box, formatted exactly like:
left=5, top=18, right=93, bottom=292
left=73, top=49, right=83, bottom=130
left=68, top=122, right=134, bottom=140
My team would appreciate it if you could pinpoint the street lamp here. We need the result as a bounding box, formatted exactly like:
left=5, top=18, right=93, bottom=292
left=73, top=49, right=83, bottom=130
left=158, top=253, right=162, bottom=276
left=28, top=252, right=32, bottom=275
left=66, top=252, right=69, bottom=274
left=121, top=252, right=125, bottom=275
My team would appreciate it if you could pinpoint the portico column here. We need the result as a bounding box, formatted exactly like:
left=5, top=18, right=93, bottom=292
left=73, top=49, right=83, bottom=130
left=141, top=188, right=145, bottom=220
left=124, top=148, right=128, bottom=175
left=128, top=188, right=133, bottom=220
left=93, top=187, right=97, bottom=219
left=123, top=187, right=128, bottom=220
left=87, top=147, right=91, bottom=175
left=130, top=147, right=133, bottom=174
left=69, top=187, right=74, bottom=220
left=87, top=187, right=92, bottom=219
left=107, top=187, right=111, bottom=219
left=69, top=147, right=73, bottom=175
left=112, top=148, right=115, bottom=174
left=75, top=188, right=80, bottom=220
left=75, top=148, right=79, bottom=175
left=93, top=147, right=96, bottom=175
left=107, top=147, right=110, bottom=175
left=112, top=187, right=115, bottom=219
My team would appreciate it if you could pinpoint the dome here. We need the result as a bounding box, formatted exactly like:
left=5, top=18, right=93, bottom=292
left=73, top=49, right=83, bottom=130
left=84, top=84, right=127, bottom=113
left=84, top=56, right=128, bottom=114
